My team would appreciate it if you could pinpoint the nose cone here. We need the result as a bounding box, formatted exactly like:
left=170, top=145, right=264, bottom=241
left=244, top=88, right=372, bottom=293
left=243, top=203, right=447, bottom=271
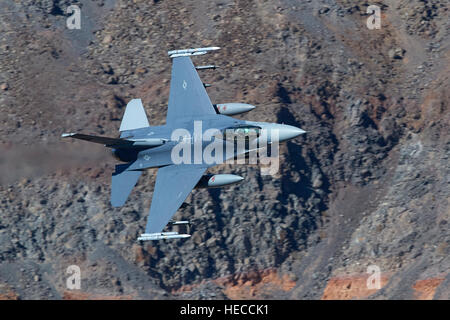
left=278, top=124, right=306, bottom=141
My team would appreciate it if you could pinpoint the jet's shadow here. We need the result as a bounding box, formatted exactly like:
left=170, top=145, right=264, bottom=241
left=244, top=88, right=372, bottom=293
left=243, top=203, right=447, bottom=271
left=274, top=106, right=331, bottom=247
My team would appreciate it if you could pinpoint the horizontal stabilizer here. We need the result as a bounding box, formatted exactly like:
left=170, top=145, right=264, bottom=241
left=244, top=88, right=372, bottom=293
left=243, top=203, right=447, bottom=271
left=62, top=133, right=131, bottom=147
left=111, top=164, right=142, bottom=207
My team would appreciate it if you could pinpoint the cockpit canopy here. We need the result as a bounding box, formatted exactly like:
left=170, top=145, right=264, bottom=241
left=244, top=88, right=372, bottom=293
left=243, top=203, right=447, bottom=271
left=218, top=125, right=262, bottom=141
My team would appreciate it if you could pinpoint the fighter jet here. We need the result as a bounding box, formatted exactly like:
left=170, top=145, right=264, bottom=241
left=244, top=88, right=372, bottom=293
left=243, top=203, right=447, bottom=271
left=62, top=47, right=305, bottom=241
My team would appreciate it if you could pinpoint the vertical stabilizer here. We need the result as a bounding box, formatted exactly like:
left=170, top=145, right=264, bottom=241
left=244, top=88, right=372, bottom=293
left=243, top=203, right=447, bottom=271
left=119, top=99, right=150, bottom=131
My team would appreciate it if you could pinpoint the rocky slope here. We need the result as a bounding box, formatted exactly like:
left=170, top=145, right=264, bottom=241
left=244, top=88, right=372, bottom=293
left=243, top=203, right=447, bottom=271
left=0, top=0, right=448, bottom=299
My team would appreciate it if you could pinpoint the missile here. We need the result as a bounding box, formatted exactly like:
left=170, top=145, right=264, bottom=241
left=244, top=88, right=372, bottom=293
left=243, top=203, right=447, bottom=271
left=196, top=65, right=219, bottom=70
left=168, top=47, right=220, bottom=58
left=214, top=103, right=256, bottom=116
left=170, top=51, right=207, bottom=58
left=196, top=174, right=244, bottom=188
left=170, top=220, right=190, bottom=225
left=168, top=47, right=220, bottom=55
left=138, top=232, right=191, bottom=241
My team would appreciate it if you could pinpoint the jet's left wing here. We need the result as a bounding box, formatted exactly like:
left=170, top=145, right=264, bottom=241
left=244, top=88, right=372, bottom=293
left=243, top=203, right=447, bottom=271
left=166, top=56, right=216, bottom=124
left=143, top=164, right=207, bottom=234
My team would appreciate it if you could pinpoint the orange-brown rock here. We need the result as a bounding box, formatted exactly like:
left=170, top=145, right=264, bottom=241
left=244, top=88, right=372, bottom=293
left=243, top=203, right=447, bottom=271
left=322, top=274, right=390, bottom=300
left=412, top=278, right=445, bottom=300
left=63, top=291, right=134, bottom=300
left=174, top=269, right=296, bottom=299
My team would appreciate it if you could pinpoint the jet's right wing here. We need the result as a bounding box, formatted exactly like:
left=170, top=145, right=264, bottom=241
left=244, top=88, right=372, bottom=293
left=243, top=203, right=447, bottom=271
left=144, top=164, right=207, bottom=234
left=166, top=55, right=217, bottom=124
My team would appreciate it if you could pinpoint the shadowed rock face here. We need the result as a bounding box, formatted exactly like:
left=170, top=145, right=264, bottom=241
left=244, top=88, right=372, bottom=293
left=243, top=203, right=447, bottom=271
left=0, top=0, right=448, bottom=299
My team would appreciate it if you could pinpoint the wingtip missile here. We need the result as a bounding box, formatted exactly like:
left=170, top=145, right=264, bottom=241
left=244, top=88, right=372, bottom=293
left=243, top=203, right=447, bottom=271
left=138, top=232, right=191, bottom=241
left=168, top=47, right=220, bottom=58
left=170, top=220, right=190, bottom=226
left=61, top=133, right=75, bottom=138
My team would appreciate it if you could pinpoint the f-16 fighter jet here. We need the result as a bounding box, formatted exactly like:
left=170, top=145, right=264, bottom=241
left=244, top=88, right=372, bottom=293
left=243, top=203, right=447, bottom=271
left=62, top=47, right=305, bottom=241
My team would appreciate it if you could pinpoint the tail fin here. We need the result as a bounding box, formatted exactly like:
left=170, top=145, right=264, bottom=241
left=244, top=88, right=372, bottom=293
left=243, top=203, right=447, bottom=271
left=111, top=164, right=142, bottom=207
left=119, top=99, right=150, bottom=132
